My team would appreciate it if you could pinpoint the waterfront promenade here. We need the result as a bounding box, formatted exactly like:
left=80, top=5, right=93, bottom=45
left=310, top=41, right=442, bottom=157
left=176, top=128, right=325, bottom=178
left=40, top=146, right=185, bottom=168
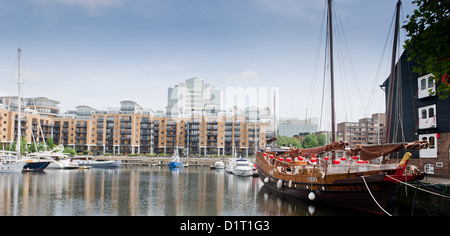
left=421, top=176, right=450, bottom=186
left=83, top=155, right=256, bottom=168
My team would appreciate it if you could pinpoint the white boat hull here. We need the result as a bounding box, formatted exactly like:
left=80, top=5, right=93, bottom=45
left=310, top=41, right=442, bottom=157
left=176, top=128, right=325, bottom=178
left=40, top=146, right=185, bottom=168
left=72, top=160, right=122, bottom=168
left=234, top=168, right=253, bottom=177
left=214, top=161, right=225, bottom=169
left=47, top=159, right=80, bottom=169
left=0, top=161, right=26, bottom=173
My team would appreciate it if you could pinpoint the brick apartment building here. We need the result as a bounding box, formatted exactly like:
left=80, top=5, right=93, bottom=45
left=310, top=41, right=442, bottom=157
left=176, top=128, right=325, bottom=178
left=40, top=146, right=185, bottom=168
left=337, top=113, right=386, bottom=147
left=0, top=99, right=269, bottom=157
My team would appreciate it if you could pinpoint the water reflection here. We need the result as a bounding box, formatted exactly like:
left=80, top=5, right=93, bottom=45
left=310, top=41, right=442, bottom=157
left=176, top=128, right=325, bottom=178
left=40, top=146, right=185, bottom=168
left=0, top=166, right=362, bottom=216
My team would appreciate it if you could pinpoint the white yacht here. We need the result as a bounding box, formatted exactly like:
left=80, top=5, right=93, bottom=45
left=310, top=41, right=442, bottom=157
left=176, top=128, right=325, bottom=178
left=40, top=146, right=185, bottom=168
left=72, top=158, right=122, bottom=168
left=0, top=151, right=26, bottom=173
left=0, top=48, right=26, bottom=173
left=233, top=158, right=253, bottom=177
left=225, top=158, right=236, bottom=173
left=214, top=161, right=225, bottom=169
left=27, top=146, right=79, bottom=169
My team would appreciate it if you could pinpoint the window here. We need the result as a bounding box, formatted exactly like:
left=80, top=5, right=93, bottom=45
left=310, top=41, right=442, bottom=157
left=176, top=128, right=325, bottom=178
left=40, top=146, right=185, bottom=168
left=424, top=164, right=434, bottom=174
left=421, top=109, right=427, bottom=119
left=421, top=79, right=426, bottom=90
left=418, top=104, right=437, bottom=129
left=418, top=74, right=436, bottom=99
left=429, top=136, right=435, bottom=149
left=428, top=107, right=434, bottom=118
left=428, top=76, right=434, bottom=88
left=419, top=134, right=437, bottom=158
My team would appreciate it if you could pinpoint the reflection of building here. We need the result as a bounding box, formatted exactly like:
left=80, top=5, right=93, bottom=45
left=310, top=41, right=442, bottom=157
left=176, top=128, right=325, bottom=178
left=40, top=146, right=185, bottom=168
left=337, top=113, right=385, bottom=147
left=382, top=51, right=450, bottom=177
left=166, top=77, right=221, bottom=117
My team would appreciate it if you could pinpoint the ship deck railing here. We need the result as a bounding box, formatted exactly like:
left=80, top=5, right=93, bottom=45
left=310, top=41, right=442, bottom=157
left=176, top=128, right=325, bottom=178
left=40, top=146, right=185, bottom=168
left=264, top=156, right=398, bottom=175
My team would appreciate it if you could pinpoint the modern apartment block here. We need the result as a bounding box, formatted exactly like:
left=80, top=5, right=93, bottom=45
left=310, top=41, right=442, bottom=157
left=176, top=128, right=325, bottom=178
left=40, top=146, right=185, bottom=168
left=278, top=117, right=319, bottom=137
left=0, top=101, right=53, bottom=148
left=166, top=77, right=221, bottom=117
left=337, top=113, right=386, bottom=147
left=0, top=98, right=269, bottom=157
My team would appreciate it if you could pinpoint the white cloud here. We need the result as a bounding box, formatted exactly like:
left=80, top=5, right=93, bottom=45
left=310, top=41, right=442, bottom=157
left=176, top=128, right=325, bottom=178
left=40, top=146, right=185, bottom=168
left=29, top=0, right=123, bottom=15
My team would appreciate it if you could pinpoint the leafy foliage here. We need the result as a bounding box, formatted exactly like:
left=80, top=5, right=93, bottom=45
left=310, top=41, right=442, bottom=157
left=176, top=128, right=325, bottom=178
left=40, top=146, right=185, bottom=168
left=403, top=0, right=450, bottom=99
left=277, top=135, right=302, bottom=148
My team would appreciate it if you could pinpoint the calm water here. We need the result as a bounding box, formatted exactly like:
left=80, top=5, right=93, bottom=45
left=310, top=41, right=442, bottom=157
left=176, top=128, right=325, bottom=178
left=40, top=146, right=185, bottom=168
left=0, top=166, right=384, bottom=216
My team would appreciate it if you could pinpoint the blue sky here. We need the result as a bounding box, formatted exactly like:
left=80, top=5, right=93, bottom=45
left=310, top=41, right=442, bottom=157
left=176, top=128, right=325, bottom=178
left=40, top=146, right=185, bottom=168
left=0, top=0, right=416, bottom=127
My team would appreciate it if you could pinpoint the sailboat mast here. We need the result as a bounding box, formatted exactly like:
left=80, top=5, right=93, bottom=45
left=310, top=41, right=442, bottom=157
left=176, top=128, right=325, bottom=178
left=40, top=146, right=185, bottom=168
left=273, top=90, right=277, bottom=148
left=17, top=48, right=22, bottom=157
left=385, top=0, right=402, bottom=144
left=328, top=0, right=336, bottom=158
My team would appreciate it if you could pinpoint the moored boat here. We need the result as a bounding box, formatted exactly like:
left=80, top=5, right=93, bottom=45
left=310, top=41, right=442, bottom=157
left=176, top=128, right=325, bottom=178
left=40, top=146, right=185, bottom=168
left=234, top=158, right=253, bottom=177
left=225, top=158, right=236, bottom=173
left=27, top=146, right=80, bottom=169
left=23, top=159, right=51, bottom=172
left=72, top=158, right=122, bottom=168
left=168, top=150, right=183, bottom=168
left=214, top=161, right=225, bottom=169
left=0, top=151, right=26, bottom=173
left=256, top=141, right=427, bottom=214
left=0, top=48, right=27, bottom=173
left=257, top=0, right=428, bottom=214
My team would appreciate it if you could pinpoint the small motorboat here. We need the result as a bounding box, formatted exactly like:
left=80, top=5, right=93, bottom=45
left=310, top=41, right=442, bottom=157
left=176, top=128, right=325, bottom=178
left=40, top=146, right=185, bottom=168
left=214, top=161, right=225, bottom=169
left=168, top=150, right=183, bottom=168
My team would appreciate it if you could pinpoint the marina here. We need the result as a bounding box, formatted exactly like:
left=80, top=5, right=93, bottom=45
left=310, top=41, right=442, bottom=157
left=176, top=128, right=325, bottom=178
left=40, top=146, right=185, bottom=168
left=0, top=0, right=448, bottom=219
left=0, top=161, right=447, bottom=216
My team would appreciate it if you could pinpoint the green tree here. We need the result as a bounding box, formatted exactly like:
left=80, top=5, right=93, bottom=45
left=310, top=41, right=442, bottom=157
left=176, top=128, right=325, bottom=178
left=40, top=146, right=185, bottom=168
left=63, top=147, right=77, bottom=157
left=28, top=143, right=37, bottom=153
left=317, top=133, right=327, bottom=146
left=403, top=0, right=450, bottom=99
left=9, top=142, right=16, bottom=152
left=302, top=134, right=319, bottom=149
left=37, top=142, right=46, bottom=152
left=276, top=135, right=302, bottom=148
left=46, top=138, right=56, bottom=150
left=20, top=136, right=27, bottom=155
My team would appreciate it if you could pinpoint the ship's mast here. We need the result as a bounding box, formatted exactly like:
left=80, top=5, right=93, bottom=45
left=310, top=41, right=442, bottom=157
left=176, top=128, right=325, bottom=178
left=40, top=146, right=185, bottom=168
left=17, top=48, right=22, bottom=158
left=328, top=0, right=336, bottom=159
left=385, top=0, right=402, bottom=145
left=273, top=90, right=277, bottom=149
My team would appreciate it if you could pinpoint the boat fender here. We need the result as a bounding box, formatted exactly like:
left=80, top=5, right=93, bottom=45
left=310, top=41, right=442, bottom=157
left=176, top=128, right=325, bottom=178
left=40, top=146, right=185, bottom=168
left=288, top=180, right=292, bottom=188
left=308, top=205, right=316, bottom=215
left=264, top=177, right=269, bottom=183
left=308, top=192, right=316, bottom=201
left=277, top=179, right=283, bottom=189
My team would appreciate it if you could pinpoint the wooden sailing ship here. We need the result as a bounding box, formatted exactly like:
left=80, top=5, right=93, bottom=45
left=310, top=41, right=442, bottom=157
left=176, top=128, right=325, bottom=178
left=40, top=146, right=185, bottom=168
left=256, top=0, right=428, bottom=214
left=256, top=141, right=427, bottom=214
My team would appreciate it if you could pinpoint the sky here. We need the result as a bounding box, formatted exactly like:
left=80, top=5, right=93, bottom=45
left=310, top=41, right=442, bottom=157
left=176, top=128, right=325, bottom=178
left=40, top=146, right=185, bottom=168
left=0, top=0, right=417, bottom=130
